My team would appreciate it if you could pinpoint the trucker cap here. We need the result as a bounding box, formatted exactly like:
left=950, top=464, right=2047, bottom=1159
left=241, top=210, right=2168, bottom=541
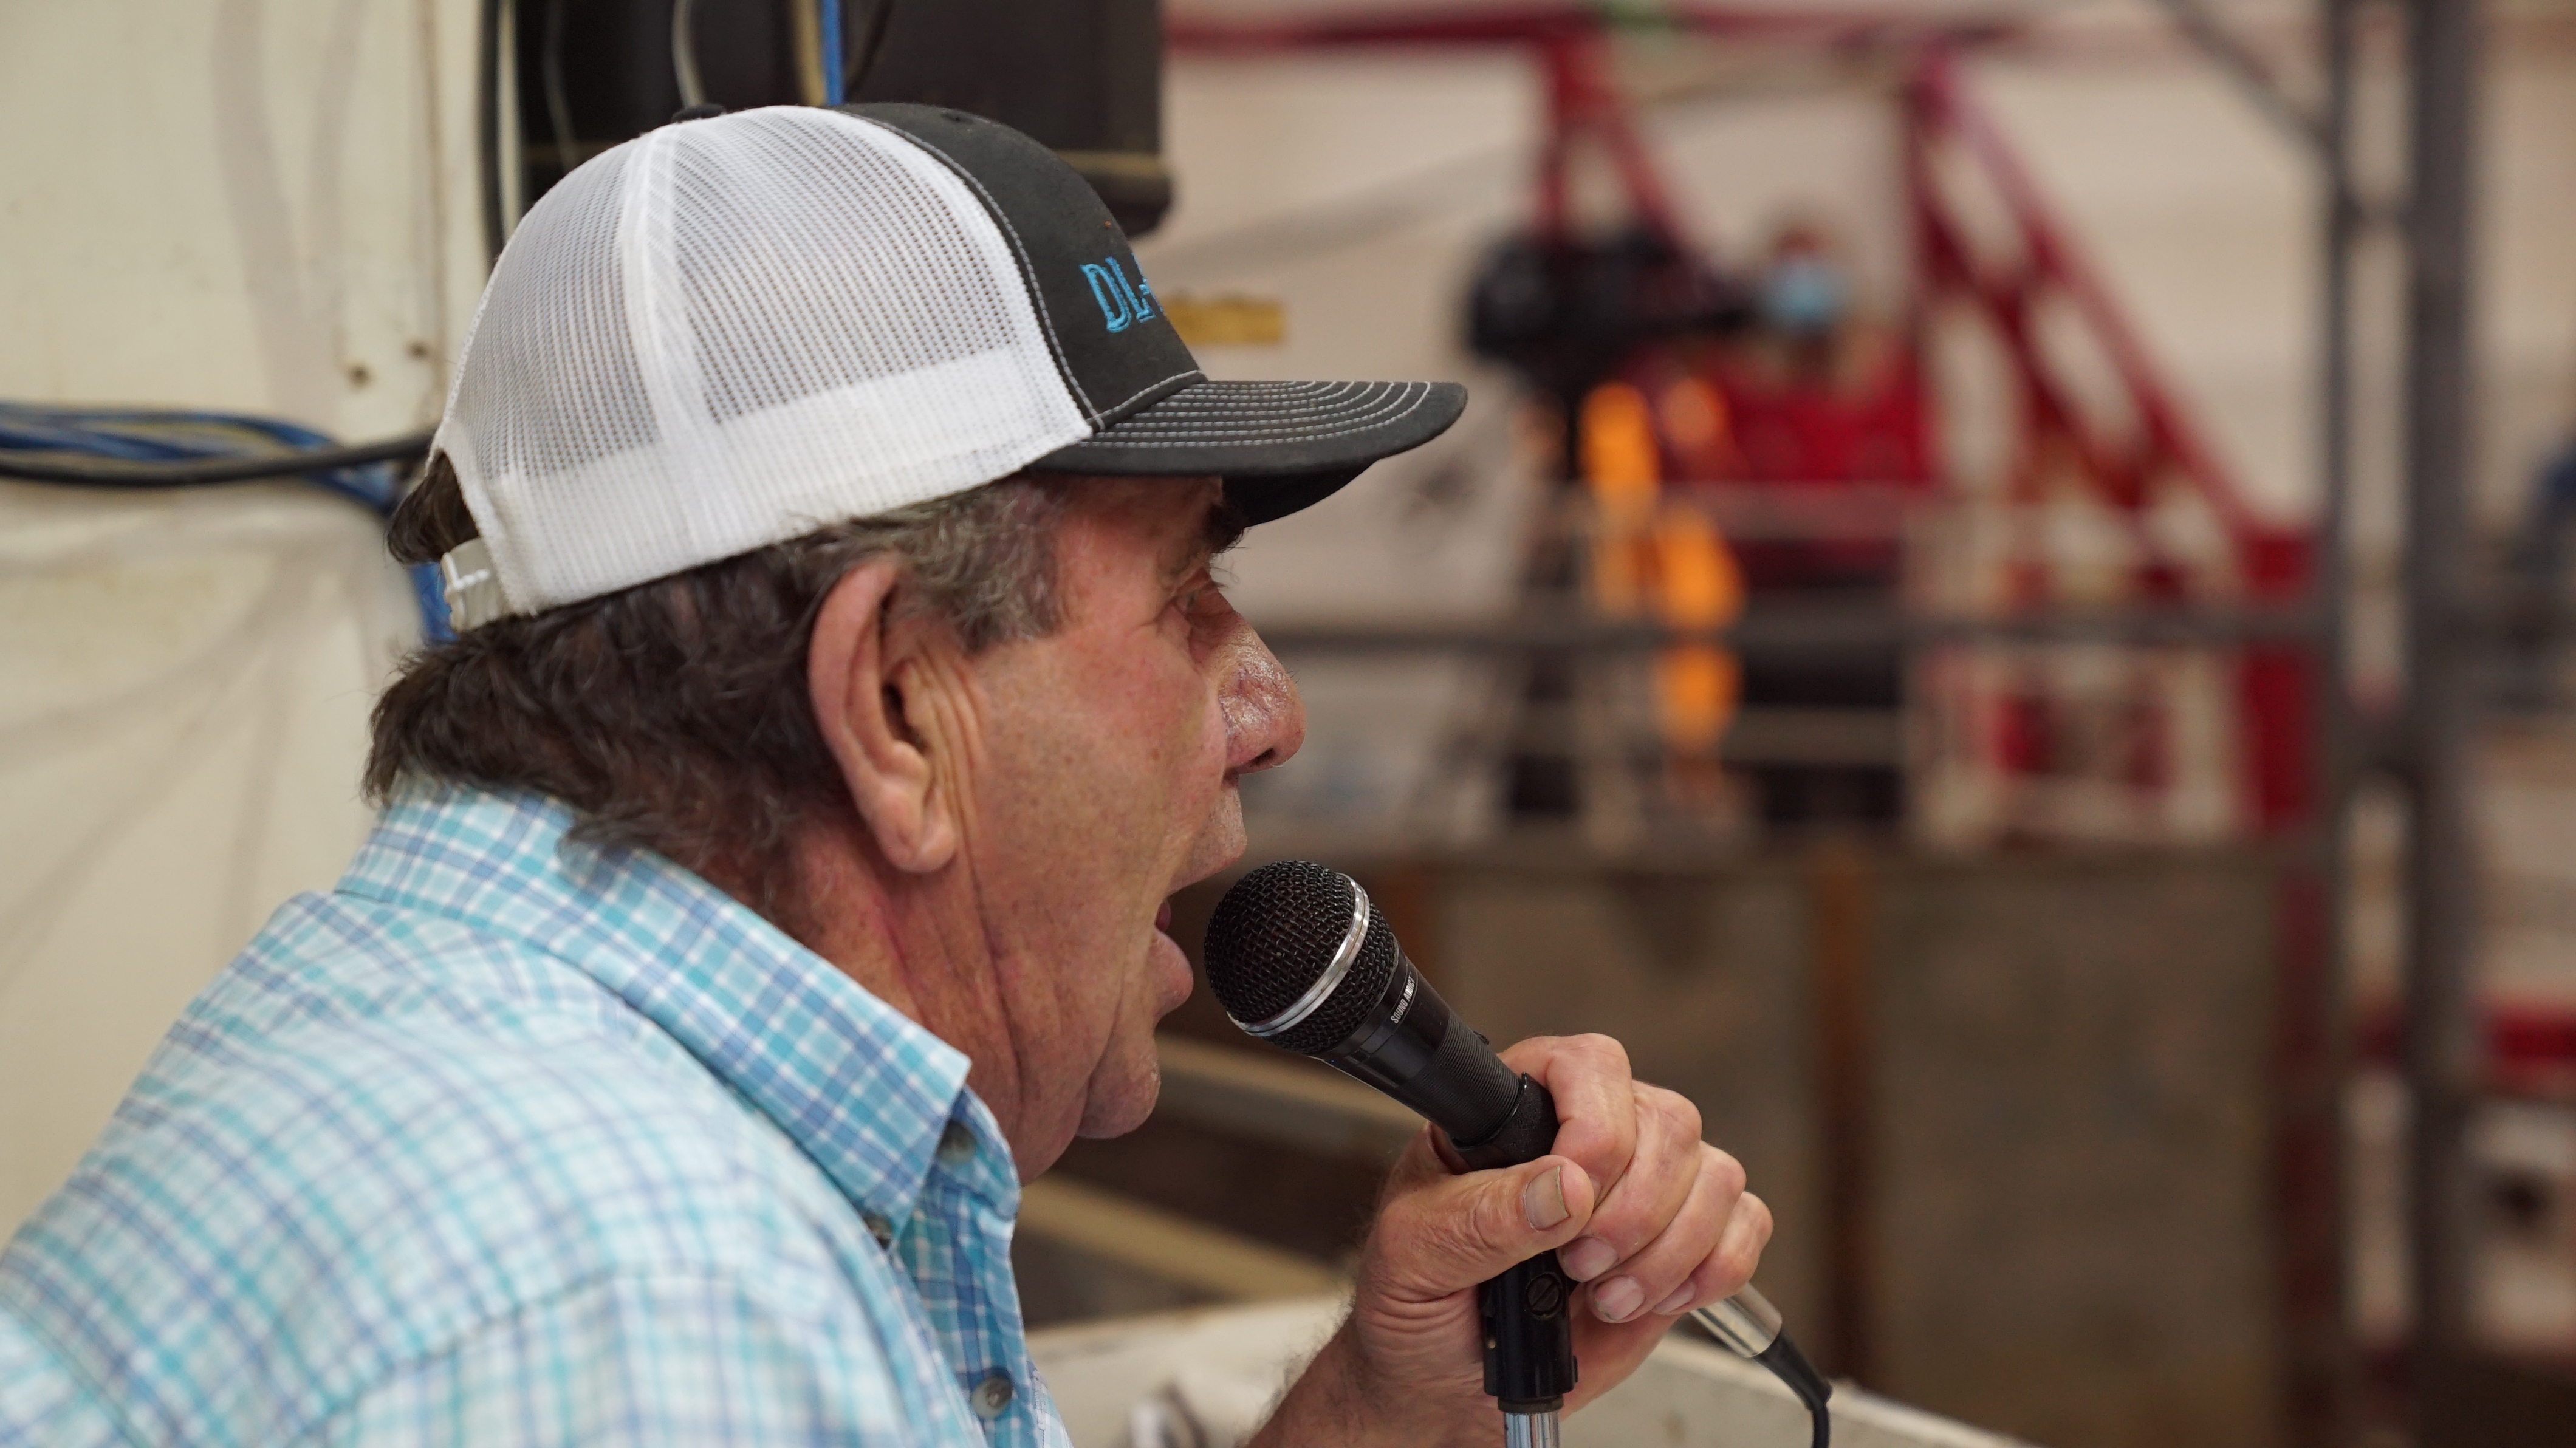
left=428, top=102, right=1467, bottom=629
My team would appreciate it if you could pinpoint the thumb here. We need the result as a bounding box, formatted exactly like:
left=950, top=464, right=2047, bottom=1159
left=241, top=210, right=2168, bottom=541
left=1369, top=1155, right=1597, bottom=1303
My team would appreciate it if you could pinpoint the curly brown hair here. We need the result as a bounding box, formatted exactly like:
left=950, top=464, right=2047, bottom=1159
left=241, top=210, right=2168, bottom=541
left=366, top=454, right=1071, bottom=906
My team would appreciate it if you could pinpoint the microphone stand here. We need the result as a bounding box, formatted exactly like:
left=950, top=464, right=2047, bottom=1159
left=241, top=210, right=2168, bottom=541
left=1504, top=1407, right=1560, bottom=1448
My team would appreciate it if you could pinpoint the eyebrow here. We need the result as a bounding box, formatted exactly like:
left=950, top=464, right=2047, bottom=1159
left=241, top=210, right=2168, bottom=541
left=1160, top=490, right=1249, bottom=586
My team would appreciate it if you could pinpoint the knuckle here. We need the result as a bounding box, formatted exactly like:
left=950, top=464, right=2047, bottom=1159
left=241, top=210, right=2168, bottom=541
left=1719, top=1237, right=1762, bottom=1291
left=1474, top=1178, right=1531, bottom=1252
left=1387, top=1197, right=1493, bottom=1287
left=1680, top=1258, right=1725, bottom=1305
left=1500, top=1034, right=1561, bottom=1072
left=1572, top=1033, right=1631, bottom=1074
left=1642, top=1086, right=1702, bottom=1142
left=1745, top=1192, right=1776, bottom=1243
left=1705, top=1147, right=1747, bottom=1201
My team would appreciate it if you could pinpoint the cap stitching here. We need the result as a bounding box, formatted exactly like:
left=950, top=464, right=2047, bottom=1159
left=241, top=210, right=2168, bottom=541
left=1059, top=415, right=1436, bottom=448
left=1100, top=382, right=1410, bottom=417
left=1077, top=385, right=1433, bottom=442
left=1089, top=368, right=1207, bottom=422
left=848, top=116, right=1098, bottom=421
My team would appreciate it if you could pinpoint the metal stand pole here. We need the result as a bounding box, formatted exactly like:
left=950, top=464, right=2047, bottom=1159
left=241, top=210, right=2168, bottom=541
left=1504, top=1409, right=1561, bottom=1448
left=2299, top=4, right=2363, bottom=1444
left=2398, top=0, right=2485, bottom=1441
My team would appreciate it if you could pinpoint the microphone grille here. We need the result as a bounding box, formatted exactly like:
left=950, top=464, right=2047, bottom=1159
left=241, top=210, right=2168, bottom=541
left=1204, top=861, right=1402, bottom=1058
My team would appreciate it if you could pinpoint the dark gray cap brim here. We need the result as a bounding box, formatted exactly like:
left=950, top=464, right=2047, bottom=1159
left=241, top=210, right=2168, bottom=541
left=1030, top=379, right=1467, bottom=525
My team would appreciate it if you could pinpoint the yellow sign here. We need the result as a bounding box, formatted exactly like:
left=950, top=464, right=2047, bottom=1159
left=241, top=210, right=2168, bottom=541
left=1160, top=294, right=1286, bottom=347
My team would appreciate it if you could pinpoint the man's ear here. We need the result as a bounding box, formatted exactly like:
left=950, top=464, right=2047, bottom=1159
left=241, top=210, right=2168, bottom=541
left=807, top=562, right=961, bottom=874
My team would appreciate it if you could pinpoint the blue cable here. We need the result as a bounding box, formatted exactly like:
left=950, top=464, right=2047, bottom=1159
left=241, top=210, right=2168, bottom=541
left=820, top=0, right=846, bottom=106
left=0, top=402, right=451, bottom=641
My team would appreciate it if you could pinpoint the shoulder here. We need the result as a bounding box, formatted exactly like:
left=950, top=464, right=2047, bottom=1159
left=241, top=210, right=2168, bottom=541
left=2, top=893, right=875, bottom=1444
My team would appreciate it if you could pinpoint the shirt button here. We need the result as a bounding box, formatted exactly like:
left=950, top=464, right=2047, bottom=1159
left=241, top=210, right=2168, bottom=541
left=862, top=1212, right=894, bottom=1248
left=937, top=1120, right=977, bottom=1167
left=970, top=1370, right=1014, bottom=1419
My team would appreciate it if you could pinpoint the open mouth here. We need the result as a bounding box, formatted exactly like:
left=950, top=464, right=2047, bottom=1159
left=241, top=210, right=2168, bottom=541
left=1154, top=900, right=1175, bottom=937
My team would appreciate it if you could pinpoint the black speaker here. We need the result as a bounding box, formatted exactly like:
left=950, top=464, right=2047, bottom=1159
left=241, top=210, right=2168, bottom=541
left=852, top=0, right=1166, bottom=234
left=513, top=0, right=1168, bottom=235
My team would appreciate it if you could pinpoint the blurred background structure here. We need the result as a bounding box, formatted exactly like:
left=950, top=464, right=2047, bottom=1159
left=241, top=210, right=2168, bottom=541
left=4, top=2, right=2575, bottom=1446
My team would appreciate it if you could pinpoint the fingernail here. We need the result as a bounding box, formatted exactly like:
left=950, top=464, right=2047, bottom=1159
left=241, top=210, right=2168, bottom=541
left=1523, top=1166, right=1569, bottom=1229
left=1594, top=1276, right=1643, bottom=1322
left=1560, top=1236, right=1617, bottom=1282
left=1653, top=1284, right=1697, bottom=1316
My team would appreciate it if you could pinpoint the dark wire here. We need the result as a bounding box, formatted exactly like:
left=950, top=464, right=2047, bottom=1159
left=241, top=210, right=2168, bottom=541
left=476, top=0, right=508, bottom=262
left=0, top=408, right=447, bottom=637
left=543, top=0, right=580, bottom=177
left=0, top=429, right=436, bottom=487
left=841, top=0, right=895, bottom=97
left=1753, top=1333, right=1833, bottom=1448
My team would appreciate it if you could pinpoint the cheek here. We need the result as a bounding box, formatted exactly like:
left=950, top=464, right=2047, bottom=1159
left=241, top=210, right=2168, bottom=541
left=1108, top=643, right=1226, bottom=811
left=1002, top=640, right=1221, bottom=904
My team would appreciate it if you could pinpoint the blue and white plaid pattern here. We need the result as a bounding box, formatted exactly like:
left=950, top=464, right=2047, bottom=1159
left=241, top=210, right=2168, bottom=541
left=1, top=786, right=1066, bottom=1446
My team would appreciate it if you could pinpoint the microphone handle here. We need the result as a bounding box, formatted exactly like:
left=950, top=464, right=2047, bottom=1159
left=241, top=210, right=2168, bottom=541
left=1450, top=1075, right=1578, bottom=1419
left=1446, top=1074, right=1833, bottom=1448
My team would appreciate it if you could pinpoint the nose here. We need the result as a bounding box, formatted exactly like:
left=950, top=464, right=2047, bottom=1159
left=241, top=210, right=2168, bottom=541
left=1222, top=630, right=1304, bottom=777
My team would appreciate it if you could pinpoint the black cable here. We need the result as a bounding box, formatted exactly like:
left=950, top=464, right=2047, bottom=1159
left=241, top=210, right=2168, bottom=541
left=1753, top=1334, right=1834, bottom=1448
left=543, top=0, right=580, bottom=177
left=477, top=0, right=509, bottom=262
left=0, top=430, right=436, bottom=487
left=842, top=0, right=896, bottom=97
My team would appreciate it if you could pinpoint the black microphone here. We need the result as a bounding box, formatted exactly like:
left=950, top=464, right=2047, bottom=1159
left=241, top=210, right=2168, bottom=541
left=1203, top=859, right=1832, bottom=1448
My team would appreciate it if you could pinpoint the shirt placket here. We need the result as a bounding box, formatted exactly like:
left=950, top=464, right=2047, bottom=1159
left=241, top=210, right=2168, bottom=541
left=914, top=1113, right=1046, bottom=1447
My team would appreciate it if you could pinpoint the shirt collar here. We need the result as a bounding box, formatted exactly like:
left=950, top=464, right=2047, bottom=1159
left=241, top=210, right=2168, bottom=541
left=335, top=783, right=1019, bottom=1227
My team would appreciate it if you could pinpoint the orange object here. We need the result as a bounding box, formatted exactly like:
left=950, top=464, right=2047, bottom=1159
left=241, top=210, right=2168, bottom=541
left=1580, top=380, right=1745, bottom=755
left=1582, top=381, right=1660, bottom=616
left=1650, top=507, right=1744, bottom=751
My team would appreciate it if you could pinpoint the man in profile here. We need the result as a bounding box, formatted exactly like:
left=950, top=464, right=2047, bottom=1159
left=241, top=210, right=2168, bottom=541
left=0, top=104, right=1769, bottom=1445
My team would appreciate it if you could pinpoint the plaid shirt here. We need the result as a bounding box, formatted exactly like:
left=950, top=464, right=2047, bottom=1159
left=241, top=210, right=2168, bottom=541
left=1, top=785, right=1066, bottom=1446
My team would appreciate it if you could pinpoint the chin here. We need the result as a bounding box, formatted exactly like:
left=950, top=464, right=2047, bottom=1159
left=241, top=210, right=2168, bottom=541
left=1073, top=1034, right=1163, bottom=1141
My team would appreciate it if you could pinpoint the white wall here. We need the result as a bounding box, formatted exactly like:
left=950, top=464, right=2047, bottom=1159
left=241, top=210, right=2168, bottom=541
left=0, top=0, right=488, bottom=434
left=0, top=0, right=479, bottom=1233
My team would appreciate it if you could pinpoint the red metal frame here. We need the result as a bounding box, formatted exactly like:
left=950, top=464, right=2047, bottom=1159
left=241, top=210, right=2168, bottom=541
left=1903, top=48, right=2315, bottom=832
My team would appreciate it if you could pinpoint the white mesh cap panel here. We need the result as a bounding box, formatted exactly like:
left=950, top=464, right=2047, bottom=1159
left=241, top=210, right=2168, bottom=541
left=433, top=106, right=1088, bottom=616
left=440, top=148, right=656, bottom=490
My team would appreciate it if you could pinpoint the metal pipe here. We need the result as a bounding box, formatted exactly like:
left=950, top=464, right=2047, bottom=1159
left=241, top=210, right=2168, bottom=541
left=2398, top=0, right=2485, bottom=1430
left=2295, top=3, right=2363, bottom=1441
left=2144, top=0, right=2329, bottom=154
left=1504, top=1409, right=1561, bottom=1448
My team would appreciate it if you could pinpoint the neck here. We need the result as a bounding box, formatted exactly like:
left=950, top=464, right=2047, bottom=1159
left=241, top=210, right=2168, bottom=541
left=710, top=822, right=1047, bottom=1175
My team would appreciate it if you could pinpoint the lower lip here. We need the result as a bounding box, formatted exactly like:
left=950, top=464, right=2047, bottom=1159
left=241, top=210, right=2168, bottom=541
left=1149, top=901, right=1191, bottom=1009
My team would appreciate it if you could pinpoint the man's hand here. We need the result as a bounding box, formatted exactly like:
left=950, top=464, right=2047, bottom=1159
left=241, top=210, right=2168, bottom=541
left=1252, top=1035, right=1772, bottom=1447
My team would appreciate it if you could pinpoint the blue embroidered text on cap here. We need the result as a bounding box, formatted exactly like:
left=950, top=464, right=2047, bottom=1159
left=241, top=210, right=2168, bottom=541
left=1082, top=258, right=1157, bottom=333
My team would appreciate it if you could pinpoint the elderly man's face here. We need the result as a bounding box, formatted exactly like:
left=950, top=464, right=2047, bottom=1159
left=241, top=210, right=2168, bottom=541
left=959, top=479, right=1301, bottom=1161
